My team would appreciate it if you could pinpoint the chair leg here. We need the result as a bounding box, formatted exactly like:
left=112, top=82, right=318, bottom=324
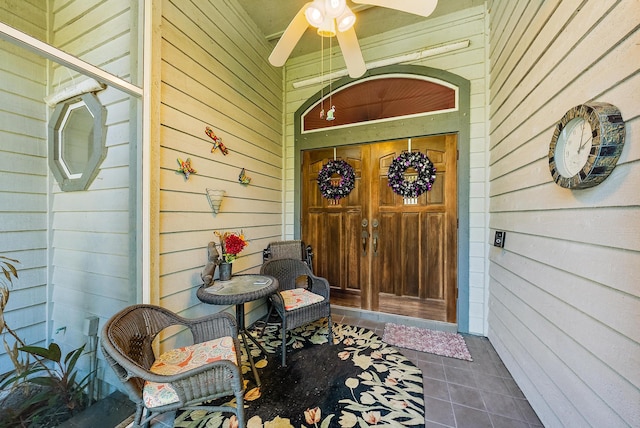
left=281, top=318, right=287, bottom=367
left=132, top=404, right=144, bottom=428
left=235, top=390, right=245, bottom=427
left=327, top=315, right=333, bottom=344
left=259, top=304, right=274, bottom=338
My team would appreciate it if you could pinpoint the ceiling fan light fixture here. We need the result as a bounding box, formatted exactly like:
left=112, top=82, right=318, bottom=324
left=324, top=0, right=346, bottom=18
left=317, top=15, right=336, bottom=37
left=305, top=1, right=325, bottom=27
left=336, top=9, right=356, bottom=32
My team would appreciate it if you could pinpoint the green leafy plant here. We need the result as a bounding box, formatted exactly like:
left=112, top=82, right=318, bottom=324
left=1, top=343, right=91, bottom=426
left=0, top=257, right=90, bottom=426
left=0, top=256, right=30, bottom=377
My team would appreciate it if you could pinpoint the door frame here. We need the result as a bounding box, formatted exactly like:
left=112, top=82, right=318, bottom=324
left=293, top=64, right=471, bottom=332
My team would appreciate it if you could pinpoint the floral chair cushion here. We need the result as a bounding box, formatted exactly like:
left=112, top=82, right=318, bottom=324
left=281, top=288, right=325, bottom=311
left=143, top=336, right=236, bottom=408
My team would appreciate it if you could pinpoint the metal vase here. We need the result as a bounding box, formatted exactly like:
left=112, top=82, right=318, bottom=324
left=219, top=262, right=233, bottom=281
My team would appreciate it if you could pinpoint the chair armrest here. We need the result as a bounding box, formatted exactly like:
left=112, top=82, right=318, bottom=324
left=269, top=291, right=286, bottom=310
left=308, top=274, right=330, bottom=300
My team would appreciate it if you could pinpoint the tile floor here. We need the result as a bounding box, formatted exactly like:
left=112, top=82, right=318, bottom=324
left=332, top=312, right=544, bottom=428
left=103, top=308, right=545, bottom=428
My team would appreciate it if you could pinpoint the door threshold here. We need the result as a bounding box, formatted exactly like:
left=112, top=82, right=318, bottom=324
left=332, top=305, right=458, bottom=333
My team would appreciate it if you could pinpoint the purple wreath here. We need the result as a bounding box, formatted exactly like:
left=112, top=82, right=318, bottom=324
left=387, top=151, right=436, bottom=198
left=317, top=159, right=355, bottom=200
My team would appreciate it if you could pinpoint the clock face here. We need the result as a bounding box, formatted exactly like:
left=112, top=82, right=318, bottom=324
left=554, top=117, right=592, bottom=178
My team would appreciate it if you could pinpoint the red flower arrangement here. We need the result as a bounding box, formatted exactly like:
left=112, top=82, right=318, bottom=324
left=215, top=231, right=248, bottom=263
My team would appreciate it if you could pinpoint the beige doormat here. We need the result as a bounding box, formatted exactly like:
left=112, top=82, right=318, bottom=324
left=382, top=323, right=473, bottom=361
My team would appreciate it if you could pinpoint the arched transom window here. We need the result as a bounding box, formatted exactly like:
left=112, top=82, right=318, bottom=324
left=301, top=74, right=458, bottom=133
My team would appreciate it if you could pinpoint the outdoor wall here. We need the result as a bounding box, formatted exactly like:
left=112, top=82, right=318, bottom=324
left=0, top=1, right=48, bottom=372
left=156, top=0, right=283, bottom=339
left=45, top=0, right=141, bottom=390
left=486, top=0, right=640, bottom=427
left=283, top=5, right=490, bottom=335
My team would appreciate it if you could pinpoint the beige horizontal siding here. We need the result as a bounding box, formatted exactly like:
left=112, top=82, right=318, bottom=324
left=487, top=0, right=640, bottom=426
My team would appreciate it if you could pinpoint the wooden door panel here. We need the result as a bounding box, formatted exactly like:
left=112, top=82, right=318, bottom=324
left=376, top=212, right=399, bottom=296
left=400, top=212, right=421, bottom=298
left=345, top=211, right=363, bottom=290
left=302, top=146, right=368, bottom=309
left=424, top=212, right=444, bottom=300
left=302, top=135, right=457, bottom=322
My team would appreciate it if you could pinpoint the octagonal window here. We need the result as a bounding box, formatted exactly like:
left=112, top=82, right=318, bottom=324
left=48, top=93, right=106, bottom=191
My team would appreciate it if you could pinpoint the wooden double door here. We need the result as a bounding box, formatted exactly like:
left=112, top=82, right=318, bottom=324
left=301, top=135, right=458, bottom=323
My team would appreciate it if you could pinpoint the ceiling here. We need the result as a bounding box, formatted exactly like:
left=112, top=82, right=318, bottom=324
left=236, top=0, right=484, bottom=59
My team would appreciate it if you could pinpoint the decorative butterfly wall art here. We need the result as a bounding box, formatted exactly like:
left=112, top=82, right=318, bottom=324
left=238, top=168, right=251, bottom=185
left=205, top=127, right=229, bottom=155
left=177, top=157, right=196, bottom=180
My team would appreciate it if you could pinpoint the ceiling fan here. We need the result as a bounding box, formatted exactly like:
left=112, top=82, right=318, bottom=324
left=268, top=0, right=438, bottom=78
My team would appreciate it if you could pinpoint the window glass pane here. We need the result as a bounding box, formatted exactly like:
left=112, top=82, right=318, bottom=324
left=60, top=101, right=94, bottom=177
left=303, top=77, right=457, bottom=132
left=0, top=1, right=142, bottom=86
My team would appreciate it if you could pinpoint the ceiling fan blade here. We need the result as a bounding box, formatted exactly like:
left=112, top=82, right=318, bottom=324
left=353, top=0, right=438, bottom=17
left=336, top=27, right=366, bottom=78
left=269, top=3, right=312, bottom=67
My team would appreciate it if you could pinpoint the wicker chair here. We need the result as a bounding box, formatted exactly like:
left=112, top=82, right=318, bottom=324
left=262, top=239, right=314, bottom=270
left=260, top=258, right=332, bottom=366
left=101, top=305, right=245, bottom=427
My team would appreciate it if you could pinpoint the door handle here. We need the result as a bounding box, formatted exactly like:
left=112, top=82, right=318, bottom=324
left=372, top=219, right=379, bottom=256
left=362, top=230, right=369, bottom=254
left=361, top=219, right=369, bottom=255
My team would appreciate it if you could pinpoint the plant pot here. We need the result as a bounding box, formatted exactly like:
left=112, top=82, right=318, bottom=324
left=219, top=262, right=233, bottom=281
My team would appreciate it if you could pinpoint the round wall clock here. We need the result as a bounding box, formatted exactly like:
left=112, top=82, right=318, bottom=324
left=548, top=102, right=625, bottom=189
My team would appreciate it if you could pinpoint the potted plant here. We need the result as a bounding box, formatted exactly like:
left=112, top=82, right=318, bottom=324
left=214, top=231, right=248, bottom=280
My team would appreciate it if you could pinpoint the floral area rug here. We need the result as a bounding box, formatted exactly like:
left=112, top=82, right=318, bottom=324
left=382, top=323, right=473, bottom=361
left=175, top=320, right=425, bottom=427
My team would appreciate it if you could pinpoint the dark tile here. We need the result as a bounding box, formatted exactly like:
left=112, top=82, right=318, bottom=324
left=58, top=391, right=135, bottom=428
left=423, top=396, right=456, bottom=427
left=424, top=421, right=454, bottom=428
left=417, top=351, right=446, bottom=364
left=398, top=347, right=420, bottom=361
left=447, top=383, right=485, bottom=410
left=338, top=315, right=359, bottom=326
left=514, top=398, right=543, bottom=425
left=473, top=371, right=511, bottom=395
left=503, top=378, right=526, bottom=399
left=444, top=365, right=477, bottom=388
left=489, top=413, right=531, bottom=428
left=420, top=360, right=447, bottom=381
left=481, top=390, right=523, bottom=420
left=442, top=355, right=473, bottom=370
left=470, top=359, right=503, bottom=377
left=451, top=404, right=493, bottom=428
left=423, top=378, right=451, bottom=401
left=357, top=318, right=383, bottom=331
